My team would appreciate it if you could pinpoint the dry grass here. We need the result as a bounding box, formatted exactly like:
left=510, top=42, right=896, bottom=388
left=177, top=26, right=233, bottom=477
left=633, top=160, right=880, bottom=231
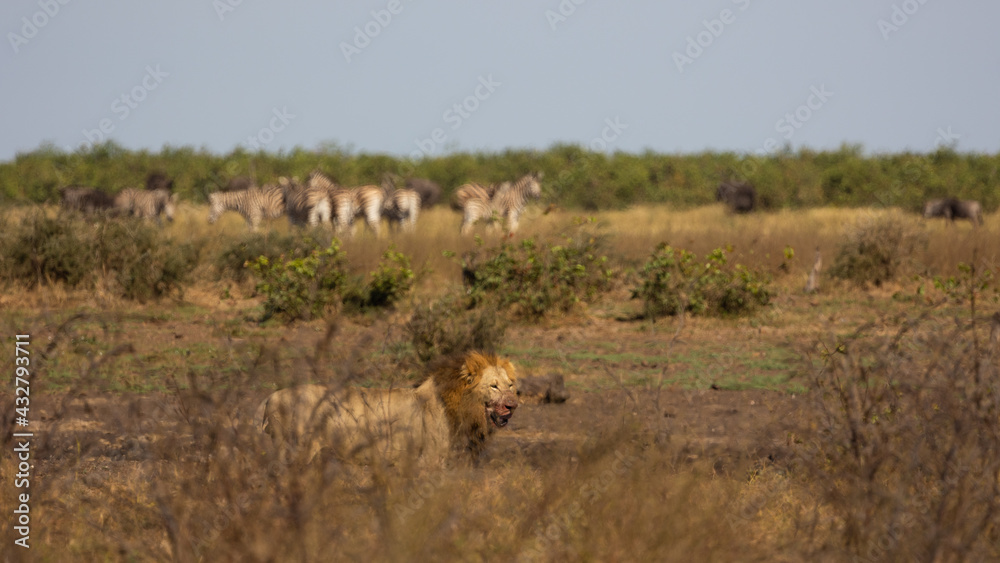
left=2, top=203, right=1000, bottom=561
left=10, top=202, right=998, bottom=291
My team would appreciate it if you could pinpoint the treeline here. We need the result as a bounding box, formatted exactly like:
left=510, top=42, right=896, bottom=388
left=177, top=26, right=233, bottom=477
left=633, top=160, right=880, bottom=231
left=2, top=141, right=998, bottom=211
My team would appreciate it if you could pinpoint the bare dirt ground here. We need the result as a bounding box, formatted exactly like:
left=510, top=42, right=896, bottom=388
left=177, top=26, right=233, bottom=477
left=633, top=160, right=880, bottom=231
left=24, top=384, right=799, bottom=479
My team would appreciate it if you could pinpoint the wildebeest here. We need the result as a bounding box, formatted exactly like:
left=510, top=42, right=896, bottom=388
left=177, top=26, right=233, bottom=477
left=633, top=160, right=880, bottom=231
left=145, top=172, right=174, bottom=192
left=923, top=198, right=983, bottom=227
left=716, top=181, right=756, bottom=213
left=60, top=186, right=117, bottom=215
left=404, top=178, right=442, bottom=208
left=223, top=176, right=255, bottom=192
left=381, top=174, right=442, bottom=208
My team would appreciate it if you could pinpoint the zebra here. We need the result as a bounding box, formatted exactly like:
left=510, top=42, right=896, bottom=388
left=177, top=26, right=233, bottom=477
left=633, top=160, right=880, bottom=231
left=451, top=182, right=502, bottom=212
left=924, top=198, right=983, bottom=227
left=382, top=188, right=421, bottom=232
left=307, top=170, right=356, bottom=235
left=306, top=171, right=393, bottom=236
left=281, top=176, right=332, bottom=228
left=452, top=182, right=508, bottom=235
left=114, top=188, right=177, bottom=223
left=60, top=186, right=117, bottom=215
left=207, top=185, right=285, bottom=231
left=349, top=185, right=388, bottom=237
left=490, top=173, right=543, bottom=234
left=454, top=173, right=543, bottom=235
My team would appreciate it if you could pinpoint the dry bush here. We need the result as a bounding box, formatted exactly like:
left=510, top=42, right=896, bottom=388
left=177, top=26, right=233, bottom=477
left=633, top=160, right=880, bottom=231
left=405, top=295, right=507, bottom=362
left=830, top=213, right=927, bottom=287
left=0, top=210, right=199, bottom=300
left=791, top=305, right=1000, bottom=561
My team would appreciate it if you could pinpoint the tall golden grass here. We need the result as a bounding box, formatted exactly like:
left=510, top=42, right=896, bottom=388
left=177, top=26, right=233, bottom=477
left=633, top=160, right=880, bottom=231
left=158, top=202, right=1000, bottom=289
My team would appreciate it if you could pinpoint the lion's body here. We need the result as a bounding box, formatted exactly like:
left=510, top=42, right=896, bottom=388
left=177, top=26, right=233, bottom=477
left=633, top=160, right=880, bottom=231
left=256, top=352, right=518, bottom=464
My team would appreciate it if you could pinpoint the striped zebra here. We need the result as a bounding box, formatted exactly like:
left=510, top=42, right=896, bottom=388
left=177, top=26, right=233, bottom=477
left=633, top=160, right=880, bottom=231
left=382, top=188, right=421, bottom=232
left=350, top=184, right=388, bottom=237
left=452, top=182, right=508, bottom=235
left=307, top=170, right=356, bottom=235
left=207, top=185, right=285, bottom=231
left=114, top=188, right=177, bottom=223
left=454, top=173, right=543, bottom=235
left=281, top=176, right=332, bottom=228
left=450, top=182, right=503, bottom=212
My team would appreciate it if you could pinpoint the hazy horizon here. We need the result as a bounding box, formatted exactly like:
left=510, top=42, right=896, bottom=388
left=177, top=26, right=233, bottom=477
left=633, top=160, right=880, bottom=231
left=4, top=1, right=998, bottom=162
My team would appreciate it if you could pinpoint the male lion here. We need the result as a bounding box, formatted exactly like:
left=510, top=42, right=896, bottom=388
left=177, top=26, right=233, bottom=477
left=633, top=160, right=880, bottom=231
left=255, top=352, right=518, bottom=464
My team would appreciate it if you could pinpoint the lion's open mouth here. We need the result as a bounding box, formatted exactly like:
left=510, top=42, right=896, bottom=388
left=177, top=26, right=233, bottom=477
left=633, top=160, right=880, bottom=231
left=487, top=393, right=518, bottom=429
left=490, top=410, right=512, bottom=428
left=488, top=404, right=514, bottom=428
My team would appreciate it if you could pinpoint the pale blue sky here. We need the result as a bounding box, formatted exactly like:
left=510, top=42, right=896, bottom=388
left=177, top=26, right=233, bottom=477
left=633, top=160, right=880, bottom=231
left=2, top=1, right=998, bottom=161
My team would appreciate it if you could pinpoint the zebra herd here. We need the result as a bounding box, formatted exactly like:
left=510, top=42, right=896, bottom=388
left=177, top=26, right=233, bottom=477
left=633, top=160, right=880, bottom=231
left=207, top=170, right=422, bottom=236
left=57, top=170, right=988, bottom=233
left=61, top=171, right=545, bottom=236
left=450, top=173, right=544, bottom=235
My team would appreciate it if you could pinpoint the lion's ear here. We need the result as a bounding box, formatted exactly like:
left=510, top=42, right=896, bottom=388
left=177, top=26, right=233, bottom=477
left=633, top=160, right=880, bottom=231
left=460, top=365, right=476, bottom=385
left=462, top=352, right=490, bottom=384
left=459, top=363, right=479, bottom=387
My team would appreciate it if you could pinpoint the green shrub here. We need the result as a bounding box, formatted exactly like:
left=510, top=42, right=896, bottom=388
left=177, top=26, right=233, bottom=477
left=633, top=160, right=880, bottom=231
left=247, top=239, right=348, bottom=322
left=930, top=262, right=1000, bottom=306
left=830, top=214, right=927, bottom=287
left=343, top=246, right=415, bottom=312
left=406, top=295, right=507, bottom=363
left=215, top=232, right=317, bottom=283
left=247, top=241, right=414, bottom=322
left=631, top=244, right=772, bottom=319
left=629, top=244, right=698, bottom=318
left=462, top=224, right=615, bottom=319
left=0, top=211, right=197, bottom=299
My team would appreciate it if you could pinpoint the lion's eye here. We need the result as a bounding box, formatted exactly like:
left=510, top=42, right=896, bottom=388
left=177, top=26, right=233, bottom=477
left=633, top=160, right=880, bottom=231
left=491, top=384, right=499, bottom=390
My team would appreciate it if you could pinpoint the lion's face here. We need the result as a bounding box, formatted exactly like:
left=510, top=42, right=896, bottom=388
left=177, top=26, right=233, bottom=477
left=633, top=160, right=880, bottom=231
left=477, top=362, right=518, bottom=429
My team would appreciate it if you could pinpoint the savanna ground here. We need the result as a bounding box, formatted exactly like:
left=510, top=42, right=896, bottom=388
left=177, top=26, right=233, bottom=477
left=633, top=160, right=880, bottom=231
left=2, top=203, right=1000, bottom=562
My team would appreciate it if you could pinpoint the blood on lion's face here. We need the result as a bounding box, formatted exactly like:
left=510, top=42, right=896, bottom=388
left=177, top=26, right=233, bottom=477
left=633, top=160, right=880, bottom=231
left=479, top=364, right=518, bottom=428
